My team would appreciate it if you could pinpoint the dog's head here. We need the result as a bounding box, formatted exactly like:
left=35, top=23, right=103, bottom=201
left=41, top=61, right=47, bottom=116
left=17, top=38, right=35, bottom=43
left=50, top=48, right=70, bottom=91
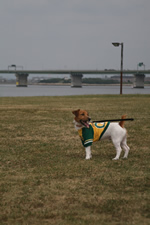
left=72, top=109, right=91, bottom=128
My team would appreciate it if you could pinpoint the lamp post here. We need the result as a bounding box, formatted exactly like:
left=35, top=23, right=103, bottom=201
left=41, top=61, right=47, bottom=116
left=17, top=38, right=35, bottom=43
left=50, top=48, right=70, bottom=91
left=112, top=42, right=124, bottom=95
left=8, top=64, right=16, bottom=70
left=8, top=65, right=23, bottom=70
left=137, top=62, right=145, bottom=71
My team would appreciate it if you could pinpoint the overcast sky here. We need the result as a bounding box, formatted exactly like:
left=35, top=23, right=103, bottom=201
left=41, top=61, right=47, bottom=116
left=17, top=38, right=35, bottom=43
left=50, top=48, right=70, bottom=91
left=0, top=0, right=150, bottom=73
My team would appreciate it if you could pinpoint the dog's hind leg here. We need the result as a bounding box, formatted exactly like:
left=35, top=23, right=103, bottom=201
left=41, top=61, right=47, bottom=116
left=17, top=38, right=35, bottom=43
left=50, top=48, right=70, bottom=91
left=112, top=145, right=122, bottom=160
left=121, top=136, right=130, bottom=159
left=112, top=139, right=122, bottom=160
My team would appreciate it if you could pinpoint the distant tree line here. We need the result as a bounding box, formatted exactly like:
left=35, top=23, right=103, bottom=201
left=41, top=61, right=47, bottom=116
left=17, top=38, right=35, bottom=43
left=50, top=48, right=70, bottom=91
left=39, top=78, right=69, bottom=83
left=39, top=78, right=120, bottom=84
left=82, top=78, right=119, bottom=84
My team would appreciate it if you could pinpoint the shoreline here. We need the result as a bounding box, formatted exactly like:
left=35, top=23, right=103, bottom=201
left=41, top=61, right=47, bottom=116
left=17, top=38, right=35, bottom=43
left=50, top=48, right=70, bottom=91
left=30, top=83, right=150, bottom=87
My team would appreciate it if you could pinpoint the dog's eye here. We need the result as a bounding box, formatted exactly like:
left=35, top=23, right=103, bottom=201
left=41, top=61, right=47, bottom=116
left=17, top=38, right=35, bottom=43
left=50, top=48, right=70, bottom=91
left=81, top=113, right=84, bottom=116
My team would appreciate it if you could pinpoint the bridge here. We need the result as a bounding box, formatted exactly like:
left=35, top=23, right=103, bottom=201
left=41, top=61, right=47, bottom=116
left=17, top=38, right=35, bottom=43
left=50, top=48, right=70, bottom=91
left=0, top=69, right=150, bottom=88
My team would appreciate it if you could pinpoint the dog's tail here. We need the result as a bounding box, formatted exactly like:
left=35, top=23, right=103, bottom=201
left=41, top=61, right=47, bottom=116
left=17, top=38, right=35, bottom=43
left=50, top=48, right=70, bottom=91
left=119, top=115, right=127, bottom=128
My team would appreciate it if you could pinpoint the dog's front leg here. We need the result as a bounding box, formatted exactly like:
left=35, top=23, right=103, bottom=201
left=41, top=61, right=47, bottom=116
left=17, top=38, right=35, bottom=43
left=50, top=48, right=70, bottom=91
left=85, top=146, right=92, bottom=159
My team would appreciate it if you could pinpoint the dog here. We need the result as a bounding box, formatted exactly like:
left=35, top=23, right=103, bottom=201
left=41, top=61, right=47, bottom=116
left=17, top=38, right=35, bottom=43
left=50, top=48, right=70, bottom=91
left=72, top=109, right=130, bottom=160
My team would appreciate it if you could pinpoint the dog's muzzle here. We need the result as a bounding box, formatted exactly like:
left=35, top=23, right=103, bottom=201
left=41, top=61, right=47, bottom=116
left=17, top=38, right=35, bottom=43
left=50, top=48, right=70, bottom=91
left=80, top=117, right=91, bottom=128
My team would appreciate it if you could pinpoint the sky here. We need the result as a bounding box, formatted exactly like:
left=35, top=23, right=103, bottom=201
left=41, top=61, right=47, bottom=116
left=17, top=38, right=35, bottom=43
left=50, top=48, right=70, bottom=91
left=0, top=0, right=150, bottom=76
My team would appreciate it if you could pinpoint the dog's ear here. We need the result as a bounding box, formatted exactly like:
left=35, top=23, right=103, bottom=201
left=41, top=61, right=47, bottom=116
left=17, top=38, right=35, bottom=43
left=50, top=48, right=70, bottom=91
left=72, top=109, right=80, bottom=116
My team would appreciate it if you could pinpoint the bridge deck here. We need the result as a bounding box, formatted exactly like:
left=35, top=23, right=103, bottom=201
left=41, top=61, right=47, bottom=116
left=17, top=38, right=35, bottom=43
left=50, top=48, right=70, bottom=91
left=0, top=69, right=150, bottom=75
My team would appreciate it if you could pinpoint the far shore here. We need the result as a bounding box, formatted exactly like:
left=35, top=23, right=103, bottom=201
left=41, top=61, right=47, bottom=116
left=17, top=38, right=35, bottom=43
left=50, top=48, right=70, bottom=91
left=31, top=82, right=150, bottom=86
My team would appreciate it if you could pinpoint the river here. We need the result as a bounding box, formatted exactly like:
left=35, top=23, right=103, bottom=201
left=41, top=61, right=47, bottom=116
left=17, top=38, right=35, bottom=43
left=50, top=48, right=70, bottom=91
left=0, top=84, right=150, bottom=97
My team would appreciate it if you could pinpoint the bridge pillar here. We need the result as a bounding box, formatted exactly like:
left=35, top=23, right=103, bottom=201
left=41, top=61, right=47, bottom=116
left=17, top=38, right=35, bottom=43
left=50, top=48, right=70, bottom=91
left=70, top=73, right=83, bottom=87
left=133, top=73, right=145, bottom=88
left=15, top=73, right=29, bottom=87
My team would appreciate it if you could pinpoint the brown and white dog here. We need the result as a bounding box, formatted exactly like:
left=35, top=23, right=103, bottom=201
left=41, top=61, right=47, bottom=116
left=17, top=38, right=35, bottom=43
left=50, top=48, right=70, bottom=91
left=72, top=109, right=130, bottom=160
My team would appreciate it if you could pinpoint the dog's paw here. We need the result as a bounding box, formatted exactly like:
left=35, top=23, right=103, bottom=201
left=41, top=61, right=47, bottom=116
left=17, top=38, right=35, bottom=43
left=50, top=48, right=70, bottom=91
left=85, top=156, right=92, bottom=160
left=122, top=156, right=128, bottom=159
left=112, top=157, right=119, bottom=160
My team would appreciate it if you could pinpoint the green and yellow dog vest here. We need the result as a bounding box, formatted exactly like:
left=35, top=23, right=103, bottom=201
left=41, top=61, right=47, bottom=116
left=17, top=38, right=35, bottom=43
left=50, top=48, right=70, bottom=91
left=78, top=122, right=110, bottom=147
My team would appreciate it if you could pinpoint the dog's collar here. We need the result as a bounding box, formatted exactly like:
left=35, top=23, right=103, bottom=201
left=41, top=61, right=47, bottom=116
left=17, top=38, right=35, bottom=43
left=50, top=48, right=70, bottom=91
left=73, top=120, right=84, bottom=130
left=76, top=124, right=83, bottom=128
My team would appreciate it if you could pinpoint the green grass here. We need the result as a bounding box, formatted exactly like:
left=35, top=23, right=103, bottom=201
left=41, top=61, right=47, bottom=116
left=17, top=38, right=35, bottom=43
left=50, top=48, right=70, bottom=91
left=0, top=95, right=150, bottom=225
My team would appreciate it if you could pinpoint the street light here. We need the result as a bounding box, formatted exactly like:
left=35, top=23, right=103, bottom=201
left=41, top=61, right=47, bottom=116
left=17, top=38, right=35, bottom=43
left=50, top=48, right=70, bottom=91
left=137, top=62, right=145, bottom=71
left=8, top=64, right=16, bottom=70
left=112, top=42, right=124, bottom=95
left=8, top=64, right=23, bottom=70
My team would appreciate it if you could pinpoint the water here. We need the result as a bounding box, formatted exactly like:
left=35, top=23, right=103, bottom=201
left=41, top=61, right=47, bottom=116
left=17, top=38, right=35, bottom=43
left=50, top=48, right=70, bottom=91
left=0, top=84, right=150, bottom=97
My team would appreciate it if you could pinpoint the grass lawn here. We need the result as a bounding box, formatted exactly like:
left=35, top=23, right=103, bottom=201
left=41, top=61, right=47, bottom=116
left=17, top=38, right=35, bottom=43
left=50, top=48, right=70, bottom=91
left=0, top=95, right=150, bottom=225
